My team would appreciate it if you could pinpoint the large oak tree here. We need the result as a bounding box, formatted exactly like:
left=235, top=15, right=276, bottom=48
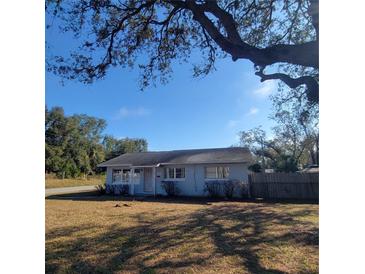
left=45, top=106, right=149, bottom=178
left=47, top=0, right=318, bottom=104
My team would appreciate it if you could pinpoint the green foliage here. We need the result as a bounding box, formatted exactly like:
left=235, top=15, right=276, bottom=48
left=106, top=184, right=130, bottom=196
left=45, top=106, right=148, bottom=178
left=239, top=90, right=319, bottom=174
left=161, top=181, right=180, bottom=197
left=45, top=106, right=106, bottom=178
left=204, top=181, right=222, bottom=198
left=272, top=84, right=319, bottom=166
left=223, top=181, right=236, bottom=199
left=103, top=135, right=148, bottom=160
left=248, top=163, right=262, bottom=173
left=95, top=184, right=106, bottom=196
left=272, top=155, right=299, bottom=173
left=46, top=0, right=318, bottom=103
left=239, top=127, right=304, bottom=173
left=237, top=181, right=250, bottom=199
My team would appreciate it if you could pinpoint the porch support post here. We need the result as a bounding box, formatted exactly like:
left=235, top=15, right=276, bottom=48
left=153, top=166, right=156, bottom=197
left=131, top=167, right=135, bottom=196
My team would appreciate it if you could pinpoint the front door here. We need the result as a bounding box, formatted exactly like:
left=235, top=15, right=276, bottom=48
left=143, top=168, right=153, bottom=192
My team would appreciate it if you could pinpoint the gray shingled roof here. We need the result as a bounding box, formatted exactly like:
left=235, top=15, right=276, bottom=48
left=97, top=147, right=252, bottom=167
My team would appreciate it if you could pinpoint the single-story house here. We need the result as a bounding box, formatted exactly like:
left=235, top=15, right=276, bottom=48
left=97, top=147, right=252, bottom=197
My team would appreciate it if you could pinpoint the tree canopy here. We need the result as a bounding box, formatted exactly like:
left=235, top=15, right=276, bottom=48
left=46, top=0, right=319, bottom=104
left=239, top=101, right=318, bottom=172
left=103, top=135, right=148, bottom=160
left=45, top=106, right=148, bottom=178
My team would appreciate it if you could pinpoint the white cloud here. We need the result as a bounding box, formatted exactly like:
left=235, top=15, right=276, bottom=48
left=226, top=120, right=239, bottom=128
left=247, top=107, right=259, bottom=116
left=226, top=107, right=259, bottom=129
left=253, top=80, right=276, bottom=98
left=115, top=107, right=150, bottom=119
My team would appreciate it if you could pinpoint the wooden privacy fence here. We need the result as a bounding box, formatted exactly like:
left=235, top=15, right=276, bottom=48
left=249, top=173, right=319, bottom=200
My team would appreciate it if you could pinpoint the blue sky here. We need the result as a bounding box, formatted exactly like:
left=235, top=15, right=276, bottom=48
left=46, top=21, right=277, bottom=151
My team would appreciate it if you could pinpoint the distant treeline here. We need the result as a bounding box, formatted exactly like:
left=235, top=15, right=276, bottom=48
left=45, top=106, right=147, bottom=178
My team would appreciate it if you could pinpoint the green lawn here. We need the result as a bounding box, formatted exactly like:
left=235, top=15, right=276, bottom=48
left=46, top=197, right=318, bottom=273
left=45, top=174, right=105, bottom=188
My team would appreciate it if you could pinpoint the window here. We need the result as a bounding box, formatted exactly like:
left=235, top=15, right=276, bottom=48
left=122, top=169, right=130, bottom=182
left=112, top=169, right=122, bottom=182
left=164, top=167, right=185, bottom=179
left=168, top=168, right=174, bottom=179
left=205, top=167, right=217, bottom=179
left=112, top=169, right=130, bottom=183
left=218, top=167, right=229, bottom=178
left=205, top=166, right=229, bottom=179
left=175, top=168, right=185, bottom=178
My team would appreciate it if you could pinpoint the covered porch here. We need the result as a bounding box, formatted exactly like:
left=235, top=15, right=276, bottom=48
left=111, top=166, right=157, bottom=196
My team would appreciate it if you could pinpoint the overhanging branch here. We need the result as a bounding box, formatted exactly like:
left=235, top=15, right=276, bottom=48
left=308, top=0, right=319, bottom=38
left=255, top=66, right=319, bottom=104
left=172, top=0, right=318, bottom=69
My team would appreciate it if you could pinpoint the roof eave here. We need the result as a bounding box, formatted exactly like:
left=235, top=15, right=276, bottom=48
left=98, top=160, right=250, bottom=168
left=97, top=163, right=132, bottom=168
left=154, top=160, right=250, bottom=166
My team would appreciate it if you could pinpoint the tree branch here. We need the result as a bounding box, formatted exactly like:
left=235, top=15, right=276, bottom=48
left=172, top=0, right=318, bottom=68
left=48, top=0, right=319, bottom=91
left=308, top=0, right=319, bottom=38
left=201, top=0, right=243, bottom=45
left=83, top=0, right=158, bottom=77
left=150, top=6, right=181, bottom=25
left=255, top=66, right=319, bottom=104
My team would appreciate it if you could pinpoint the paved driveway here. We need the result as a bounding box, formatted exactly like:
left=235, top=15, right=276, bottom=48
left=45, top=185, right=97, bottom=197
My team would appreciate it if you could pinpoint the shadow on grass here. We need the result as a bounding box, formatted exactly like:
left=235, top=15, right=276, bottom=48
left=46, top=202, right=318, bottom=273
left=46, top=193, right=318, bottom=206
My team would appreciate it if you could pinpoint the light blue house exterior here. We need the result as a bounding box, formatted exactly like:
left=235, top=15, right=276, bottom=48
left=97, top=147, right=252, bottom=197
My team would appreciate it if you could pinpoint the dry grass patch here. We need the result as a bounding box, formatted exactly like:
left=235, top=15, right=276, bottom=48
left=45, top=174, right=105, bottom=188
left=46, top=197, right=318, bottom=274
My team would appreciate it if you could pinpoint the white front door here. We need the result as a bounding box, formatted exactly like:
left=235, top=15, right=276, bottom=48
left=144, top=168, right=153, bottom=192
